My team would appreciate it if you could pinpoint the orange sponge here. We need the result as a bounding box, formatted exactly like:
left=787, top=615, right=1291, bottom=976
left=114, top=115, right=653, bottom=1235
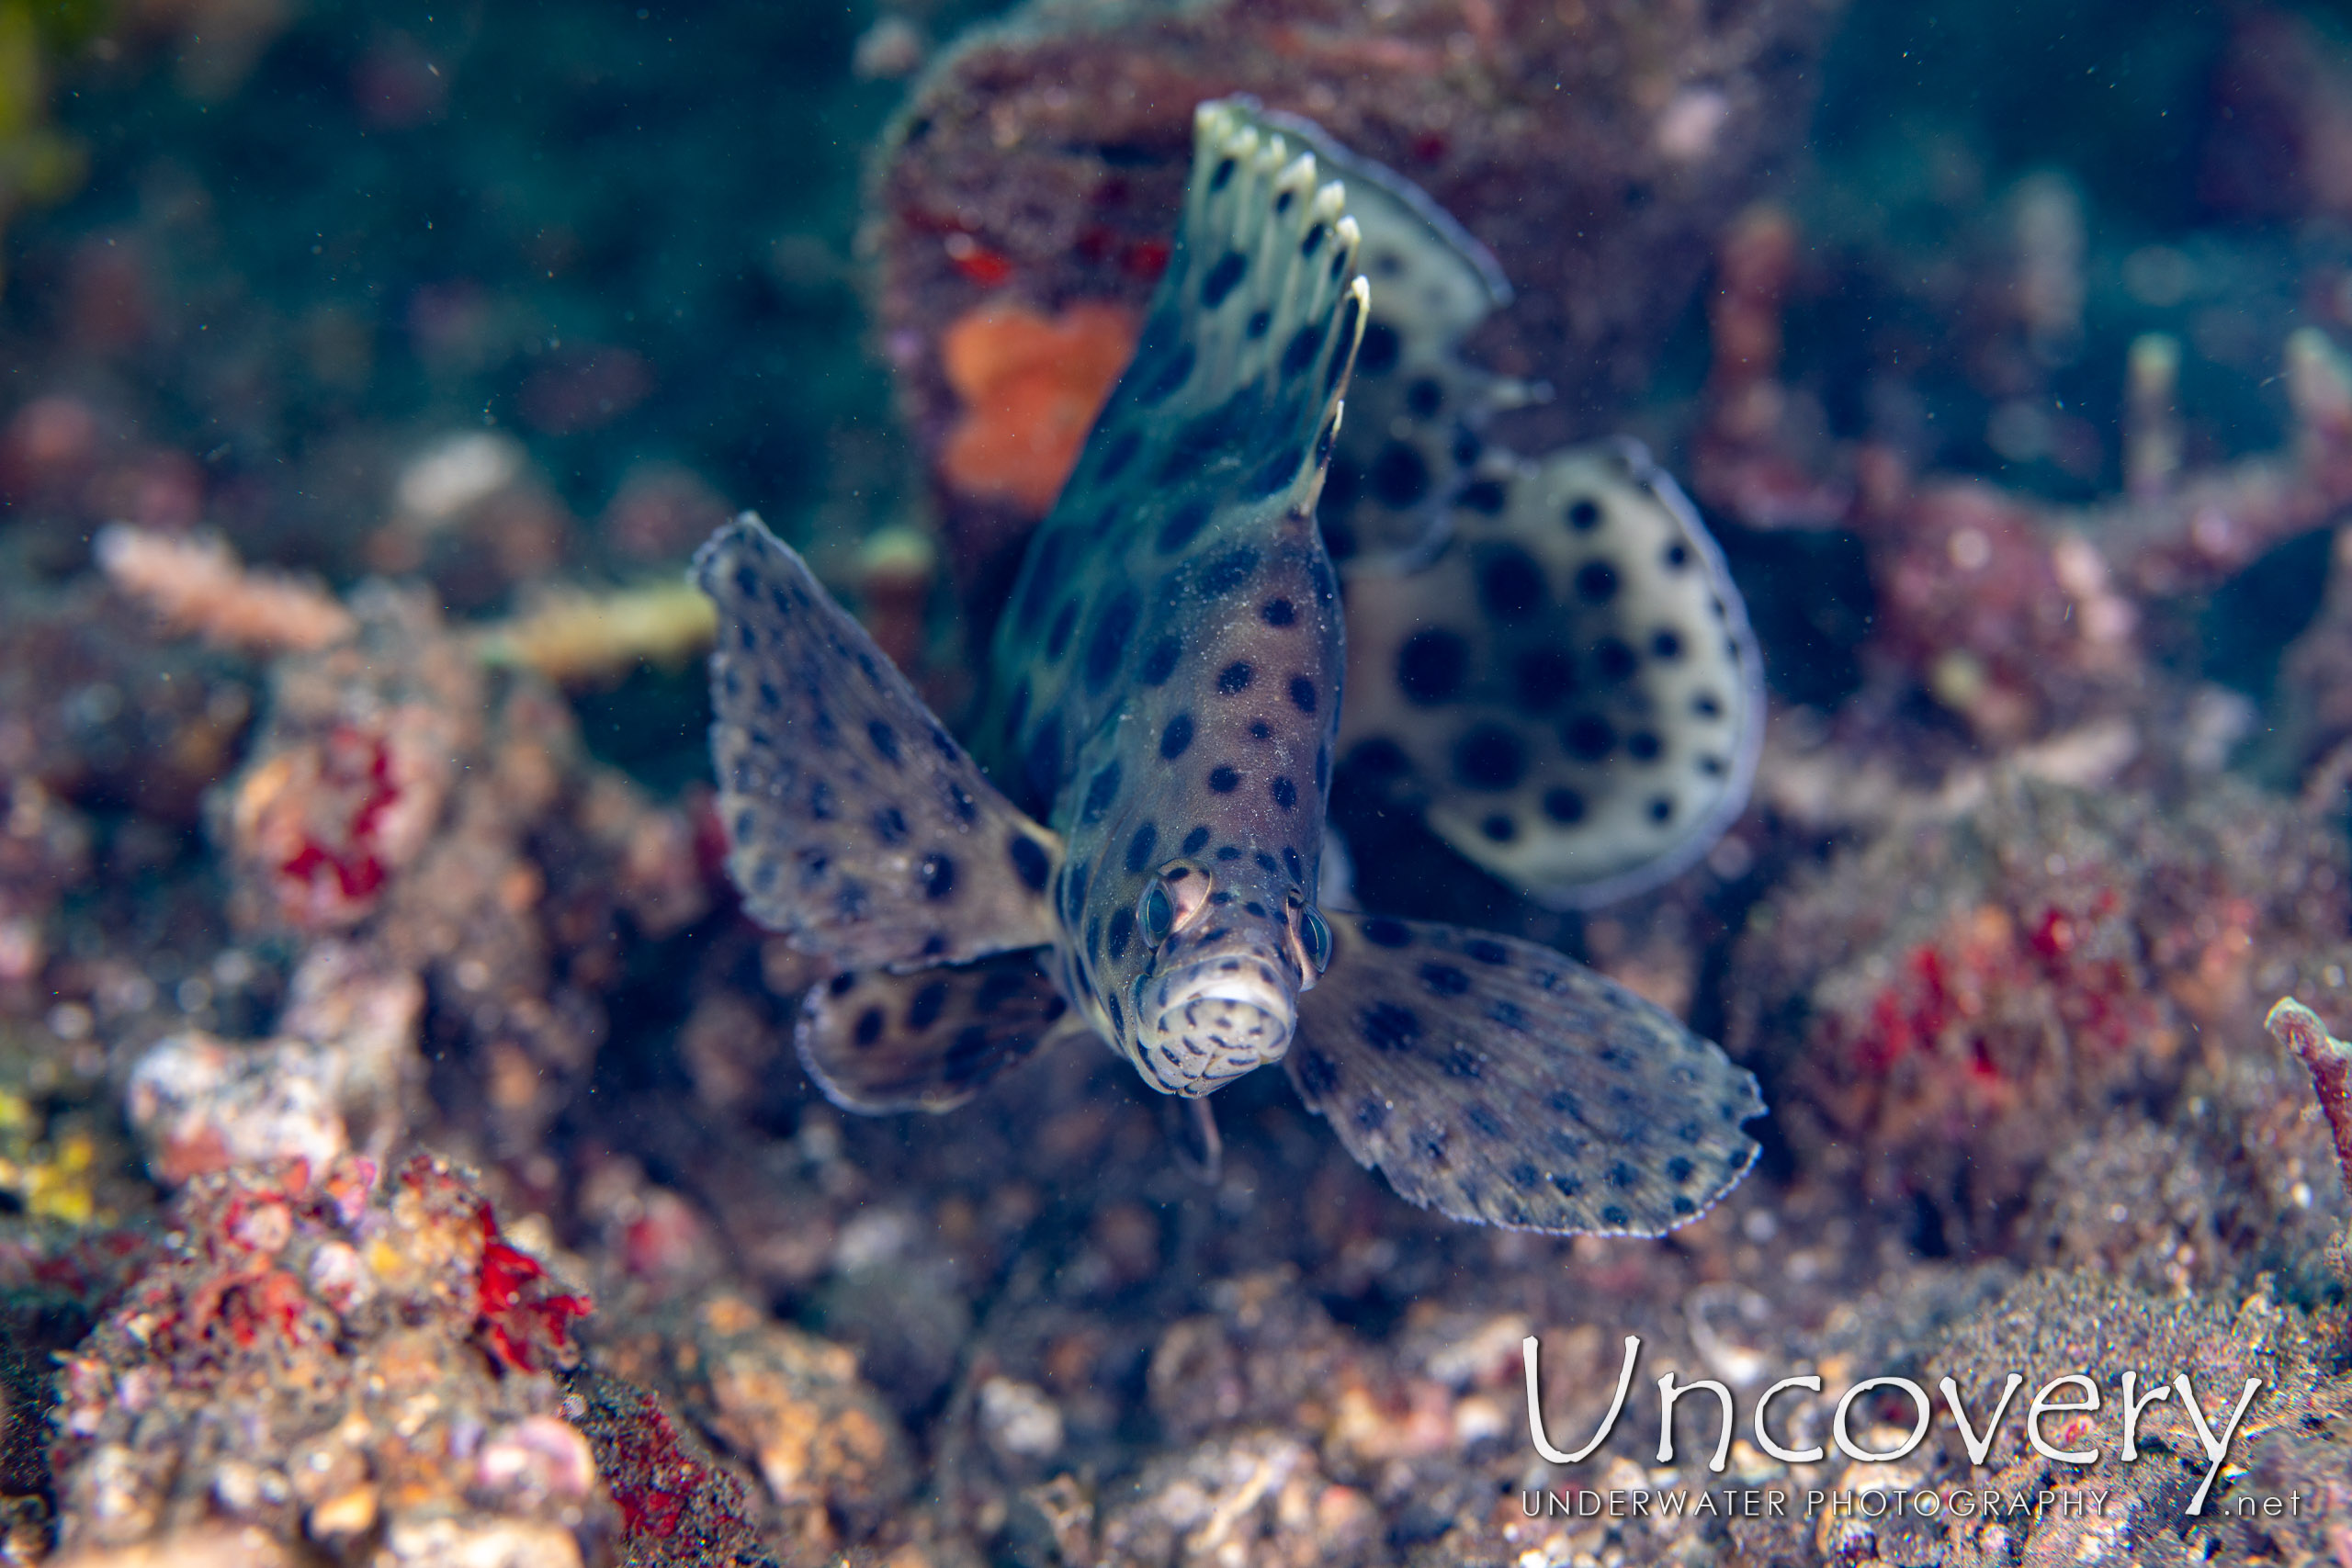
left=939, top=300, right=1137, bottom=516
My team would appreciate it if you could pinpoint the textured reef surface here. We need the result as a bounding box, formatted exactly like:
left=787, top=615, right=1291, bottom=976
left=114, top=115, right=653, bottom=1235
left=12, top=2, right=2352, bottom=1566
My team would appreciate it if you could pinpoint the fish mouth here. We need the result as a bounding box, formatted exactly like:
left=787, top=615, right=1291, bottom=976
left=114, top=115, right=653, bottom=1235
left=1136, top=953, right=1297, bottom=1097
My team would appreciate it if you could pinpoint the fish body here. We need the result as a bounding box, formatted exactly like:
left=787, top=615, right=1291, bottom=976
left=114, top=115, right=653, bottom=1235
left=973, top=103, right=1364, bottom=1097
left=695, top=99, right=1764, bottom=1235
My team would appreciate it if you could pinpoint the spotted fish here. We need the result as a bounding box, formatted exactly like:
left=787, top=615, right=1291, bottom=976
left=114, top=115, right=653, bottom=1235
left=694, top=100, right=1763, bottom=1235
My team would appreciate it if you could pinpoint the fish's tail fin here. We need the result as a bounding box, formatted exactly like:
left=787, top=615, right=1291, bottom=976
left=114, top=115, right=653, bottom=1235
left=1071, top=98, right=1368, bottom=516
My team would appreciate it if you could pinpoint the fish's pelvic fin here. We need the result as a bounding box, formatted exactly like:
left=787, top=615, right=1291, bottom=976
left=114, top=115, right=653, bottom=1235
left=1286, top=913, right=1763, bottom=1235
left=797, top=950, right=1083, bottom=1114
left=695, top=513, right=1064, bottom=971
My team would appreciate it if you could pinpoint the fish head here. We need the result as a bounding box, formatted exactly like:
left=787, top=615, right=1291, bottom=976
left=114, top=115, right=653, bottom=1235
left=1121, top=852, right=1332, bottom=1096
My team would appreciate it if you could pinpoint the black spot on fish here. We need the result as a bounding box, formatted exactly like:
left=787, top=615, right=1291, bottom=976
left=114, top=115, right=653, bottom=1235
left=1699, top=755, right=1727, bottom=777
left=1406, top=377, right=1443, bottom=418
left=1156, top=497, right=1214, bottom=555
left=1594, top=637, right=1637, bottom=682
left=1207, top=765, right=1240, bottom=794
left=828, top=973, right=858, bottom=997
left=1082, top=761, right=1122, bottom=824
left=1009, top=834, right=1050, bottom=892
left=1216, top=845, right=1241, bottom=861
left=1478, top=547, right=1544, bottom=617
left=1261, top=597, right=1295, bottom=626
left=1651, top=629, right=1683, bottom=660
left=1288, top=676, right=1317, bottom=714
left=1464, top=939, right=1509, bottom=965
left=1160, top=714, right=1194, bottom=760
left=1248, top=720, right=1272, bottom=740
left=1460, top=478, right=1508, bottom=514
left=1454, top=726, right=1526, bottom=790
left=1283, top=845, right=1303, bottom=882
left=872, top=807, right=907, bottom=845
left=1362, top=918, right=1411, bottom=948
left=1046, top=600, right=1080, bottom=660
left=1202, top=251, right=1248, bottom=309
left=1396, top=629, right=1468, bottom=704
left=1216, top=661, right=1254, bottom=695
left=1271, top=776, right=1297, bottom=810
left=1692, top=692, right=1723, bottom=719
left=1363, top=1001, right=1419, bottom=1053
left=1084, top=589, right=1139, bottom=690
left=1562, top=714, right=1614, bottom=761
left=854, top=1007, right=884, bottom=1046
left=1300, top=221, right=1327, bottom=257
left=1296, top=1046, right=1340, bottom=1097
left=1648, top=796, right=1674, bottom=823
left=1246, top=308, right=1271, bottom=339
left=1062, top=860, right=1090, bottom=923
left=1543, top=787, right=1588, bottom=824
left=1107, top=907, right=1136, bottom=961
left=1356, top=320, right=1400, bottom=376
left=1210, top=156, right=1236, bottom=190
left=1139, top=635, right=1182, bottom=685
left=1628, top=730, right=1661, bottom=761
left=1198, top=547, right=1258, bottom=596
left=1137, top=343, right=1196, bottom=405
left=1253, top=850, right=1279, bottom=876
left=1664, top=541, right=1690, bottom=570
left=1566, top=497, right=1603, bottom=531
left=1125, top=821, right=1159, bottom=875
left=1420, top=963, right=1469, bottom=997
left=1280, top=323, right=1319, bottom=379
left=944, top=780, right=978, bottom=826
left=1368, top=442, right=1430, bottom=509
left=1481, top=814, right=1516, bottom=841
left=908, top=981, right=948, bottom=1031
left=867, top=719, right=900, bottom=764
left=1107, top=992, right=1124, bottom=1036
left=1182, top=826, right=1211, bottom=855
left=1576, top=561, right=1618, bottom=604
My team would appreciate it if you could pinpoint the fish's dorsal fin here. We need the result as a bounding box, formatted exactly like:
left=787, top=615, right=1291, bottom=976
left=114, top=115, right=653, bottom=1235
left=1232, top=107, right=1524, bottom=571
left=1057, top=97, right=1370, bottom=517
left=796, top=951, right=1085, bottom=1113
left=1336, top=440, right=1765, bottom=908
left=1286, top=914, right=1763, bottom=1235
left=983, top=96, right=1367, bottom=809
left=696, top=514, right=1065, bottom=971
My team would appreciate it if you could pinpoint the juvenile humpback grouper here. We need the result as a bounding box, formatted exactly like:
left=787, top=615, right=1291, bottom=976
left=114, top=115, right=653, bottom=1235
left=692, top=99, right=1763, bottom=1235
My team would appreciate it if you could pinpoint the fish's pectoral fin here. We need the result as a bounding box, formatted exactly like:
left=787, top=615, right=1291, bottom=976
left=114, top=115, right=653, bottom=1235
left=1285, top=913, right=1763, bottom=1235
left=1335, top=440, right=1764, bottom=908
left=797, top=949, right=1085, bottom=1114
left=696, top=513, right=1064, bottom=971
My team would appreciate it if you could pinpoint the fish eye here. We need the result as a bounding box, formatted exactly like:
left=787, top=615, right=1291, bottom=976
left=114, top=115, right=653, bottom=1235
left=1300, top=905, right=1332, bottom=974
left=1138, top=878, right=1176, bottom=947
